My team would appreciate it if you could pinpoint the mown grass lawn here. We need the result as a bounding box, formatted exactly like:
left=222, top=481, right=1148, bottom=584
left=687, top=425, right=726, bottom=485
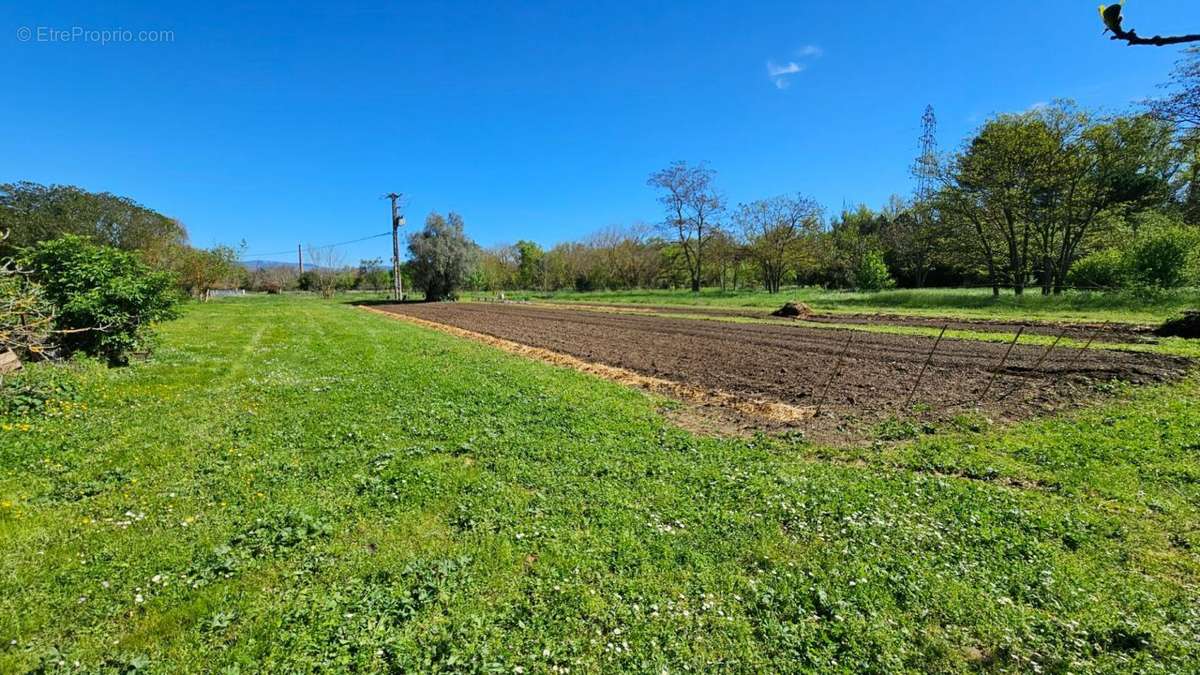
left=491, top=286, right=1200, bottom=325
left=1, top=296, right=1198, bottom=673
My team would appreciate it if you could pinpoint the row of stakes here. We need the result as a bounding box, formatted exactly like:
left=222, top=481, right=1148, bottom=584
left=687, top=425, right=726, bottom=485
left=809, top=320, right=1112, bottom=420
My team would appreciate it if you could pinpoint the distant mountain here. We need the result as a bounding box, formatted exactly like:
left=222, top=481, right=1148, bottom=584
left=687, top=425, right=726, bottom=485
left=241, top=260, right=336, bottom=272
left=241, top=260, right=299, bottom=270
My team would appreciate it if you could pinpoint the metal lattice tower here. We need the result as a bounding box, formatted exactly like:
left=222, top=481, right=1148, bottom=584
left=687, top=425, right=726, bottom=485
left=914, top=105, right=938, bottom=202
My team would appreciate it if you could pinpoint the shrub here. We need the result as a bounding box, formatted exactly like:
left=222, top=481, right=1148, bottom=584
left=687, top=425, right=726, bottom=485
left=20, top=235, right=180, bottom=364
left=1127, top=224, right=1200, bottom=288
left=1067, top=249, right=1128, bottom=289
left=853, top=250, right=895, bottom=292
left=296, top=271, right=318, bottom=292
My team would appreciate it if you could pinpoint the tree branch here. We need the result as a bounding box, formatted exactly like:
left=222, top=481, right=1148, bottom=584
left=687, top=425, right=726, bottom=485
left=1111, top=29, right=1200, bottom=47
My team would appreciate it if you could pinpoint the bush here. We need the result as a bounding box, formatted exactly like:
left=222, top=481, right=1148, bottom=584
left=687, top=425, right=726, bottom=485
left=1127, top=224, right=1200, bottom=288
left=853, top=251, right=895, bottom=292
left=20, top=235, right=180, bottom=364
left=1067, top=249, right=1127, bottom=289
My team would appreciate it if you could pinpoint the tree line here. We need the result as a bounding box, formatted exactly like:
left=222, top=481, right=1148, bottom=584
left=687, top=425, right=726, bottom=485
left=469, top=105, right=1199, bottom=296
left=466, top=50, right=1200, bottom=296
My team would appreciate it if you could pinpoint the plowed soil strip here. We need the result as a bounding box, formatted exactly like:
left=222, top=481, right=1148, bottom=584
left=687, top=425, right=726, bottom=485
left=361, top=306, right=810, bottom=423
left=369, top=302, right=1190, bottom=433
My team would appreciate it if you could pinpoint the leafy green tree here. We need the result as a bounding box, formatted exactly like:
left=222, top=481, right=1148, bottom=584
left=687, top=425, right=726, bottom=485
left=881, top=195, right=947, bottom=288
left=816, top=205, right=887, bottom=289
left=514, top=240, right=545, bottom=290
left=0, top=182, right=186, bottom=260
left=475, top=245, right=519, bottom=291
left=407, top=212, right=479, bottom=301
left=20, top=236, right=179, bottom=364
left=854, top=250, right=896, bottom=291
left=176, top=245, right=241, bottom=300
left=355, top=258, right=389, bottom=290
left=941, top=103, right=1179, bottom=295
left=736, top=194, right=822, bottom=293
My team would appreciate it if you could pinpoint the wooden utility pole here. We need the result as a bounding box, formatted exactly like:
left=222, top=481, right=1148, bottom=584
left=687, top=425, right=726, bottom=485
left=386, top=193, right=405, bottom=301
left=297, top=244, right=304, bottom=274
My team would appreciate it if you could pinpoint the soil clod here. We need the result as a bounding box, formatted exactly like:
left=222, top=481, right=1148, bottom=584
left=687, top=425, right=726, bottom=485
left=1155, top=310, right=1200, bottom=339
left=771, top=302, right=813, bottom=318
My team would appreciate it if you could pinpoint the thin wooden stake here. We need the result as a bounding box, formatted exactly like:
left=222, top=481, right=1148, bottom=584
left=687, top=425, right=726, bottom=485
left=978, top=326, right=1024, bottom=403
left=1052, top=320, right=1109, bottom=387
left=998, top=327, right=1067, bottom=401
left=904, top=323, right=948, bottom=412
left=1033, top=329, right=1066, bottom=371
left=814, top=332, right=854, bottom=418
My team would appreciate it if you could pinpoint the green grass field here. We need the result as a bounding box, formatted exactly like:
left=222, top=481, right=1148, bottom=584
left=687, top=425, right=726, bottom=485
left=2, top=296, right=1198, bottom=672
left=482, top=286, right=1200, bottom=325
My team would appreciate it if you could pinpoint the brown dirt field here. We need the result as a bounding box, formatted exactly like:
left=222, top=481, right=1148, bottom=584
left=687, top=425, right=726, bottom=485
left=370, top=302, right=1190, bottom=439
left=553, top=302, right=1156, bottom=343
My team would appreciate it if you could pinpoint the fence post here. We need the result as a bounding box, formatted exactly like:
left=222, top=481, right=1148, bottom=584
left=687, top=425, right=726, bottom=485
left=978, top=326, right=1024, bottom=404
left=814, top=331, right=855, bottom=419
left=904, top=323, right=948, bottom=412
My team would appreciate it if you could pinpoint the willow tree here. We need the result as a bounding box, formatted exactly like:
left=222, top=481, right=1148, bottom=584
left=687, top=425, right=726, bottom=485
left=407, top=211, right=479, bottom=301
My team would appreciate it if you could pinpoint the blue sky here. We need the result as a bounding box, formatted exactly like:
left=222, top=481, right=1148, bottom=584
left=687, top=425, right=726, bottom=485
left=4, top=1, right=1197, bottom=263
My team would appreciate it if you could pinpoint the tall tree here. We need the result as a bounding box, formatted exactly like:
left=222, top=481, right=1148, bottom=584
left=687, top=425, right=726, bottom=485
left=735, top=194, right=822, bottom=293
left=0, top=181, right=187, bottom=260
left=408, top=212, right=479, bottom=301
left=941, top=103, right=1180, bottom=295
left=513, top=240, right=545, bottom=290
left=647, top=162, right=724, bottom=293
left=1148, top=47, right=1200, bottom=127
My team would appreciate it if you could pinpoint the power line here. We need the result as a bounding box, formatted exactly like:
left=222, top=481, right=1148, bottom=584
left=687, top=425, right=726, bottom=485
left=239, top=231, right=392, bottom=259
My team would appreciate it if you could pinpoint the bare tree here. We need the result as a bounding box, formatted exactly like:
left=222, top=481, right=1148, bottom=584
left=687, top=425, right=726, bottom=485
left=647, top=162, right=724, bottom=293
left=306, top=245, right=346, bottom=299
left=735, top=194, right=822, bottom=293
left=0, top=231, right=54, bottom=367
left=1148, top=47, right=1200, bottom=128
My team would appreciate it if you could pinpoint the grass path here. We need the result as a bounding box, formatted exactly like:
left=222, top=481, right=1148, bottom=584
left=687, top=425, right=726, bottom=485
left=1, top=296, right=1198, bottom=672
left=483, top=286, right=1200, bottom=325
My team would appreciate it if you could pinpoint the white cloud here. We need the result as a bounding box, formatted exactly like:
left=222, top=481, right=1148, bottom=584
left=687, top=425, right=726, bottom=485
left=1028, top=101, right=1049, bottom=111
left=766, top=45, right=822, bottom=89
left=767, top=61, right=804, bottom=77
left=766, top=60, right=805, bottom=88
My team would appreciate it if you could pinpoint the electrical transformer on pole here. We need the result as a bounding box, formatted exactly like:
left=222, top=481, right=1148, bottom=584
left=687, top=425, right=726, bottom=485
left=387, top=193, right=405, bottom=301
